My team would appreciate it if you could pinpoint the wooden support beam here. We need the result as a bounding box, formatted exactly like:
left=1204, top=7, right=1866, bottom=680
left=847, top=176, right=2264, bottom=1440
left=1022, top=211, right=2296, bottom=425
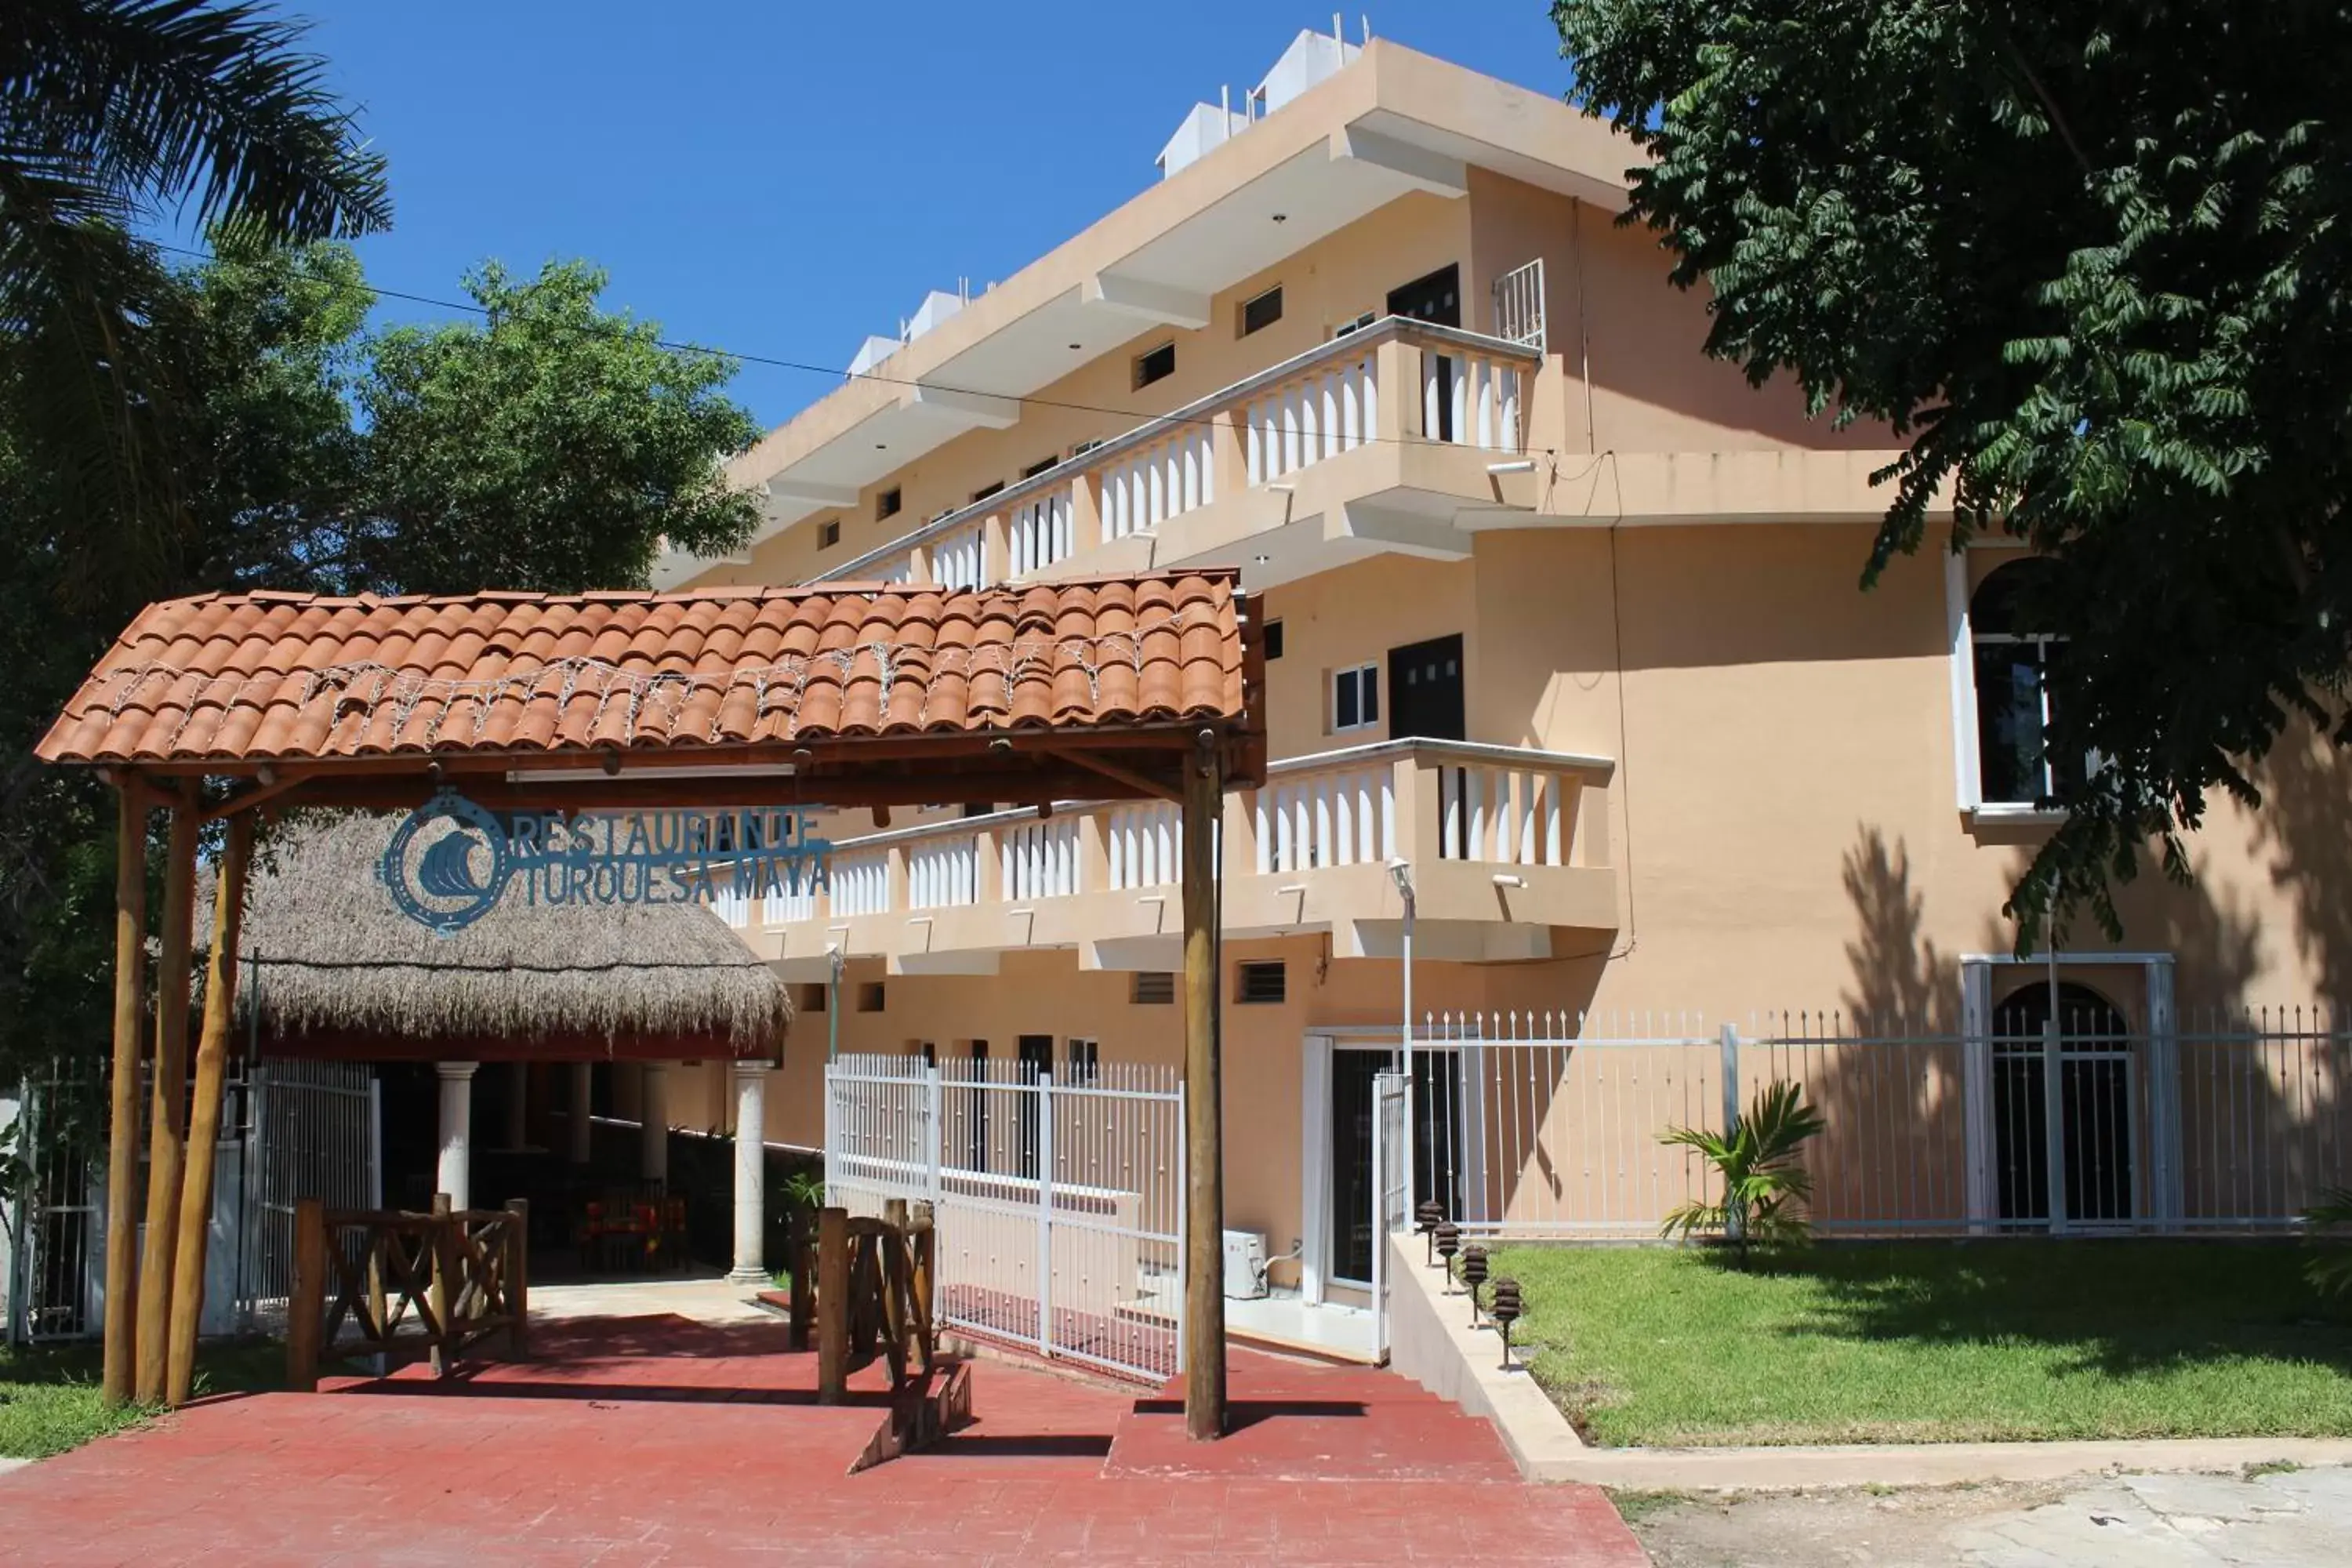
left=165, top=811, right=252, bottom=1406
left=1037, top=745, right=1185, bottom=804
left=198, top=771, right=304, bottom=823
left=1181, top=730, right=1226, bottom=1439
left=504, top=1198, right=530, bottom=1360
left=286, top=1196, right=325, bottom=1392
left=426, top=1192, right=454, bottom=1377
left=101, top=782, right=150, bottom=1407
left=816, top=1206, right=850, bottom=1404
left=134, top=801, right=199, bottom=1406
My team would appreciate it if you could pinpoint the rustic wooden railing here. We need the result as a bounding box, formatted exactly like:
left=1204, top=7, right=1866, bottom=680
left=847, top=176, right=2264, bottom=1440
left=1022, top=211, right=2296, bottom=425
left=813, top=1200, right=936, bottom=1405
left=286, top=1193, right=529, bottom=1389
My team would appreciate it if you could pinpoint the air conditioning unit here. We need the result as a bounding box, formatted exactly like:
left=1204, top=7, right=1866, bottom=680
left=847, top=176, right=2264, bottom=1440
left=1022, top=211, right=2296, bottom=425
left=1222, top=1229, right=1269, bottom=1300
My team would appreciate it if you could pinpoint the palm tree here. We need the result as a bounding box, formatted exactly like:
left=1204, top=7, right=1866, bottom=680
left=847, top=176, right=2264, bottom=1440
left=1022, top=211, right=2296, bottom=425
left=1659, top=1080, right=1828, bottom=1269
left=2, top=0, right=390, bottom=599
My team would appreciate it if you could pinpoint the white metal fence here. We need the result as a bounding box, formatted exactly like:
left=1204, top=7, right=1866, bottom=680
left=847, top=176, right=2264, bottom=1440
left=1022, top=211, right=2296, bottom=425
left=1413, top=1006, right=2352, bottom=1240
left=826, top=1052, right=1184, bottom=1384
left=1370, top=1069, right=1408, bottom=1359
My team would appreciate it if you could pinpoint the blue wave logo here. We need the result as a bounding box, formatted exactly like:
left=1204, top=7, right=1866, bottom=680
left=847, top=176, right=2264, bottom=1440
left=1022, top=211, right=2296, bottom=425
left=383, top=789, right=512, bottom=935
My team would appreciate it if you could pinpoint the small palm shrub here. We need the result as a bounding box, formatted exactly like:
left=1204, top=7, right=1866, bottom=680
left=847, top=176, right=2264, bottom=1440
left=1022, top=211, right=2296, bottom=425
left=1658, top=1080, right=1827, bottom=1268
left=2304, top=1188, right=2352, bottom=1298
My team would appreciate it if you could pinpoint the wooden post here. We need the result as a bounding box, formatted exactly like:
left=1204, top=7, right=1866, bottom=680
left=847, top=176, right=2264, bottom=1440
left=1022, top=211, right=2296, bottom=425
left=286, top=1196, right=325, bottom=1392
left=1181, top=731, right=1226, bottom=1439
left=504, top=1197, right=530, bottom=1359
left=165, top=811, right=252, bottom=1407
left=427, top=1191, right=454, bottom=1377
left=100, top=782, right=149, bottom=1407
left=786, top=1206, right=813, bottom=1351
left=910, top=1200, right=936, bottom=1334
left=816, top=1205, right=849, bottom=1404
left=133, top=800, right=199, bottom=1406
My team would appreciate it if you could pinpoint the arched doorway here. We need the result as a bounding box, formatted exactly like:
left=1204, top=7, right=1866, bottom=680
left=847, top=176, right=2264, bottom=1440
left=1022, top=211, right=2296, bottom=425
left=1991, top=982, right=2136, bottom=1225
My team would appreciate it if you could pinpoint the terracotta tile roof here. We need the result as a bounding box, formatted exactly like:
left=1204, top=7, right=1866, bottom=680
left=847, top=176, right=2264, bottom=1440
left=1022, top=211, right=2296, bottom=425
left=38, top=572, right=1253, bottom=767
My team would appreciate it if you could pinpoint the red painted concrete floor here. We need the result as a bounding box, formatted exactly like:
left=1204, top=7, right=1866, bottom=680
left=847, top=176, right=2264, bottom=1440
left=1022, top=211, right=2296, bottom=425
left=0, top=1314, right=1646, bottom=1566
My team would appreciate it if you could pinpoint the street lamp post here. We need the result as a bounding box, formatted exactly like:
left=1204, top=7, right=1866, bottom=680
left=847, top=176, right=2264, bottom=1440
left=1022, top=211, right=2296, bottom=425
left=1388, top=858, right=1417, bottom=1218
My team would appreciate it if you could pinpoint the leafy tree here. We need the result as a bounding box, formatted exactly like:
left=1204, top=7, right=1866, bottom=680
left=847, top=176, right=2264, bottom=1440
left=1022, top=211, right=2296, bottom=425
left=2, top=0, right=390, bottom=599
left=1658, top=1081, right=1827, bottom=1267
left=1552, top=2, right=2352, bottom=945
left=2306, top=1187, right=2352, bottom=1300
left=356, top=261, right=761, bottom=593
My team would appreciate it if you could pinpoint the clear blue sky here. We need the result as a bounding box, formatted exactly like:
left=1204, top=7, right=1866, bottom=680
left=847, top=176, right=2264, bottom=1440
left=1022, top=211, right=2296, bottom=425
left=278, top=2, right=1575, bottom=430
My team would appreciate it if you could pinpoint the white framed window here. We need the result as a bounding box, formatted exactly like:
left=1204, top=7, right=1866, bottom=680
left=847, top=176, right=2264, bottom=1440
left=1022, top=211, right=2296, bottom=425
left=1951, top=552, right=2089, bottom=816
left=1065, top=1037, right=1099, bottom=1083
left=1332, top=662, right=1380, bottom=732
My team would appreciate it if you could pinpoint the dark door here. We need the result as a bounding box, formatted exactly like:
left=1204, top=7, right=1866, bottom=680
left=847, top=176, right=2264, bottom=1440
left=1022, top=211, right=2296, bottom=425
left=1017, top=1035, right=1053, bottom=1180
left=1388, top=633, right=1465, bottom=742
left=1388, top=264, right=1462, bottom=440
left=1991, top=984, right=2135, bottom=1225
left=1331, top=1048, right=1464, bottom=1285
left=1386, top=263, right=1461, bottom=327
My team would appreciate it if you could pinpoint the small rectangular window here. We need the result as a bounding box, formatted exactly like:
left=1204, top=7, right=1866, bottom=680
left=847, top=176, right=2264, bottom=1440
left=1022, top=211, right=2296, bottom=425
left=971, top=480, right=1004, bottom=503
left=916, top=1040, right=936, bottom=1068
left=1134, top=341, right=1176, bottom=389
left=1240, top=285, right=1283, bottom=337
left=1333, top=662, right=1380, bottom=731
left=876, top=487, right=902, bottom=521
left=1236, top=960, right=1287, bottom=1005
left=1334, top=310, right=1377, bottom=339
left=857, top=982, right=886, bottom=1013
left=1021, top=456, right=1058, bottom=480
left=817, top=519, right=840, bottom=550
left=1065, top=1038, right=1100, bottom=1083
left=797, top=983, right=828, bottom=1014
left=1131, top=971, right=1175, bottom=1005
left=1264, top=620, right=1285, bottom=660
left=1070, top=438, right=1104, bottom=459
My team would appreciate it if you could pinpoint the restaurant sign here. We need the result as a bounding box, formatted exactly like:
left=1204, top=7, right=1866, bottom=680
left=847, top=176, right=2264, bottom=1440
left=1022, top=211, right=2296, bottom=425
left=382, top=788, right=834, bottom=935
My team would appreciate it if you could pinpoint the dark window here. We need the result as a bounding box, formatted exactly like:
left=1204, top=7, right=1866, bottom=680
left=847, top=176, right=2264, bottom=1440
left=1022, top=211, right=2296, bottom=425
left=960, top=801, right=998, bottom=818
left=1334, top=662, right=1379, bottom=731
left=1131, top=971, right=1175, bottom=1005
left=876, top=487, right=902, bottom=521
left=1971, top=558, right=2078, bottom=805
left=1241, top=285, right=1284, bottom=337
left=857, top=982, right=886, bottom=1013
left=1066, top=1038, right=1100, bottom=1083
left=971, top=480, right=1004, bottom=503
left=1236, top=960, right=1287, bottom=1005
left=1386, top=263, right=1462, bottom=328
left=1264, top=619, right=1285, bottom=660
left=1134, top=341, right=1176, bottom=389
left=1334, top=310, right=1376, bottom=339
left=1388, top=633, right=1465, bottom=742
left=1021, top=456, right=1059, bottom=480
left=1070, top=438, right=1104, bottom=459
left=919, top=1040, right=936, bottom=1069
left=817, top=519, right=840, bottom=550
left=797, top=983, right=827, bottom=1014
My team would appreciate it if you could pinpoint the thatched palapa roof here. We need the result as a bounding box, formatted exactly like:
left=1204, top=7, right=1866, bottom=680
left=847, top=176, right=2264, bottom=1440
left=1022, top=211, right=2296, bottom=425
left=222, top=815, right=792, bottom=1062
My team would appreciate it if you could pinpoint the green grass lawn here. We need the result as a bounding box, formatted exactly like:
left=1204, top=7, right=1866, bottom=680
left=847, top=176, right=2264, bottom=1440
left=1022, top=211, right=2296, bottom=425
left=0, top=1340, right=285, bottom=1460
left=1485, top=1241, right=2352, bottom=1447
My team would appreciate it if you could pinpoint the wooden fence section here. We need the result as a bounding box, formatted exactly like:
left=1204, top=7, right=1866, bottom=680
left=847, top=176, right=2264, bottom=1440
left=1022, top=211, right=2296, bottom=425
left=814, top=1200, right=935, bottom=1406
left=286, top=1194, right=528, bottom=1389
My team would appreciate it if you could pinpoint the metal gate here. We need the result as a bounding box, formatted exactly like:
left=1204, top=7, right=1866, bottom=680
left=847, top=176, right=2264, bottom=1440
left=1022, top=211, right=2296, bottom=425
left=826, top=1052, right=1183, bottom=1384
left=1370, top=1069, right=1408, bottom=1360
left=238, top=1058, right=379, bottom=1329
left=5, top=1062, right=104, bottom=1343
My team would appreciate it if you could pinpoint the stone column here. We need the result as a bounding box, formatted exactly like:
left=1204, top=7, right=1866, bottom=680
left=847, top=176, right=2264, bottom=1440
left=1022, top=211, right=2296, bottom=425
left=639, top=1063, right=669, bottom=1185
left=506, top=1061, right=529, bottom=1150
left=568, top=1062, right=594, bottom=1165
left=436, top=1062, right=477, bottom=1211
left=727, top=1059, right=771, bottom=1285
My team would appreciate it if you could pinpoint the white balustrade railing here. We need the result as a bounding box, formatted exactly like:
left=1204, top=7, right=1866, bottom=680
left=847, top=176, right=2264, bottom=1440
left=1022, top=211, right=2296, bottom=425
left=1438, top=760, right=1570, bottom=866
left=907, top=835, right=979, bottom=909
left=1422, top=348, right=1523, bottom=453
left=929, top=522, right=985, bottom=592
left=998, top=816, right=1079, bottom=902
left=1009, top=488, right=1075, bottom=577
left=829, top=850, right=890, bottom=916
left=764, top=884, right=816, bottom=925
left=1247, top=347, right=1377, bottom=485
left=1106, top=802, right=1181, bottom=890
left=1253, top=762, right=1393, bottom=875
left=869, top=551, right=913, bottom=586
left=711, top=877, right=754, bottom=928
left=1102, top=425, right=1214, bottom=541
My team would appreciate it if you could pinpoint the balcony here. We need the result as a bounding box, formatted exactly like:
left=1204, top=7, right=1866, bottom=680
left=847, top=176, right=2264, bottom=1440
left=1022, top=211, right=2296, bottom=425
left=735, top=737, right=1617, bottom=978
left=812, top=314, right=1545, bottom=596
